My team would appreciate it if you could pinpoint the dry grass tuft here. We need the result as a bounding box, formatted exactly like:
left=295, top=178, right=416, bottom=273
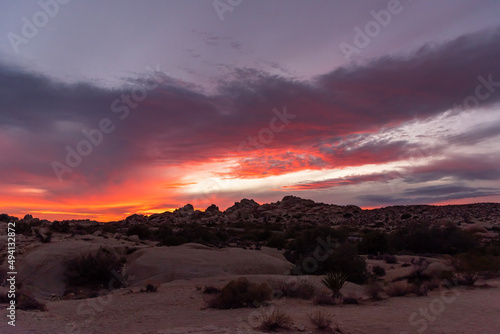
left=259, top=309, right=293, bottom=332
left=307, top=310, right=333, bottom=330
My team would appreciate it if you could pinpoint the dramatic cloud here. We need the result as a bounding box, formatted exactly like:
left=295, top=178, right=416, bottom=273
left=359, top=184, right=500, bottom=206
left=1, top=8, right=500, bottom=220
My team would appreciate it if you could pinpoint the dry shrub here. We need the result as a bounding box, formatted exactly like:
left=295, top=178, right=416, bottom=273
left=313, top=293, right=337, bottom=306
left=268, top=277, right=316, bottom=300
left=16, top=292, right=46, bottom=311
left=407, top=257, right=431, bottom=284
left=307, top=310, right=333, bottom=330
left=64, top=247, right=123, bottom=289
left=386, top=281, right=431, bottom=297
left=141, top=281, right=159, bottom=293
left=426, top=278, right=441, bottom=291
left=452, top=253, right=500, bottom=286
left=342, top=296, right=359, bottom=304
left=365, top=280, right=384, bottom=300
left=206, top=277, right=271, bottom=309
left=386, top=282, right=413, bottom=297
left=384, top=254, right=398, bottom=264
left=372, top=265, right=386, bottom=276
left=202, top=285, right=220, bottom=294
left=259, top=309, right=292, bottom=332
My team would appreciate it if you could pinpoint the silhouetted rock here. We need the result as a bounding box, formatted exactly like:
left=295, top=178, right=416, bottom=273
left=205, top=204, right=220, bottom=214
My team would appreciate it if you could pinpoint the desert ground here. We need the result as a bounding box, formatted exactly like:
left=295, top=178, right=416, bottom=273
left=1, top=240, right=500, bottom=334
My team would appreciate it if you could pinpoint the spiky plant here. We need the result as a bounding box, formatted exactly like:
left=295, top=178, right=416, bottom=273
left=321, top=271, right=348, bottom=299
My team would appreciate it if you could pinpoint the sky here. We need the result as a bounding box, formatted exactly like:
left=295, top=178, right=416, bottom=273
left=1, top=0, right=500, bottom=221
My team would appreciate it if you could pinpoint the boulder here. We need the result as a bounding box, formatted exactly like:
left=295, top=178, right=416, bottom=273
left=17, top=241, right=120, bottom=299
left=124, top=243, right=293, bottom=287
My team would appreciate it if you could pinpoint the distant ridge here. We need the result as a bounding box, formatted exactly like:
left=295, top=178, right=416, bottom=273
left=2, top=196, right=500, bottom=230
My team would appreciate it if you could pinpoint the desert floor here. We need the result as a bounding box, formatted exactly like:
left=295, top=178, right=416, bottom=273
left=2, top=275, right=500, bottom=334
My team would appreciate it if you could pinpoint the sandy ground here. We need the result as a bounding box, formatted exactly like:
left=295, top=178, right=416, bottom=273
left=2, top=239, right=499, bottom=333
left=2, top=275, right=500, bottom=334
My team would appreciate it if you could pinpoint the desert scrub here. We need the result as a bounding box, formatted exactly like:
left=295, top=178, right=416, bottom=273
left=206, top=277, right=271, bottom=309
left=372, top=265, right=386, bottom=276
left=386, top=282, right=414, bottom=297
left=64, top=247, right=123, bottom=289
left=268, top=277, right=316, bottom=300
left=365, top=279, right=384, bottom=300
left=307, top=310, right=333, bottom=330
left=141, top=282, right=159, bottom=293
left=452, top=253, right=500, bottom=286
left=16, top=292, right=46, bottom=311
left=259, top=309, right=292, bottom=331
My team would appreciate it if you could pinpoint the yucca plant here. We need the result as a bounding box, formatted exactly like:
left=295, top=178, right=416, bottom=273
left=321, top=271, right=348, bottom=299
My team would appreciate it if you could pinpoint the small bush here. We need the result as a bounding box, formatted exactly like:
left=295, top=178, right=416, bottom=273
left=342, top=296, right=359, bottom=304
left=327, top=244, right=369, bottom=284
left=260, top=309, right=292, bottom=332
left=64, top=247, right=123, bottom=289
left=425, top=279, right=440, bottom=291
left=266, top=235, right=287, bottom=249
left=268, top=277, right=316, bottom=300
left=438, top=270, right=455, bottom=282
left=50, top=221, right=70, bottom=233
left=407, top=258, right=431, bottom=285
left=322, top=271, right=348, bottom=298
left=101, top=223, right=119, bottom=234
left=388, top=223, right=477, bottom=255
left=452, top=253, right=500, bottom=286
left=126, top=225, right=150, bottom=240
left=384, top=254, right=397, bottom=264
left=16, top=292, right=46, bottom=311
left=202, top=285, right=220, bottom=294
left=414, top=283, right=429, bottom=296
left=307, top=310, right=333, bottom=330
left=206, top=278, right=271, bottom=309
left=372, top=265, right=386, bottom=277
left=386, top=282, right=413, bottom=297
left=313, top=294, right=336, bottom=305
left=16, top=222, right=34, bottom=236
left=365, top=280, right=384, bottom=300
left=358, top=231, right=388, bottom=255
left=141, top=282, right=159, bottom=293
